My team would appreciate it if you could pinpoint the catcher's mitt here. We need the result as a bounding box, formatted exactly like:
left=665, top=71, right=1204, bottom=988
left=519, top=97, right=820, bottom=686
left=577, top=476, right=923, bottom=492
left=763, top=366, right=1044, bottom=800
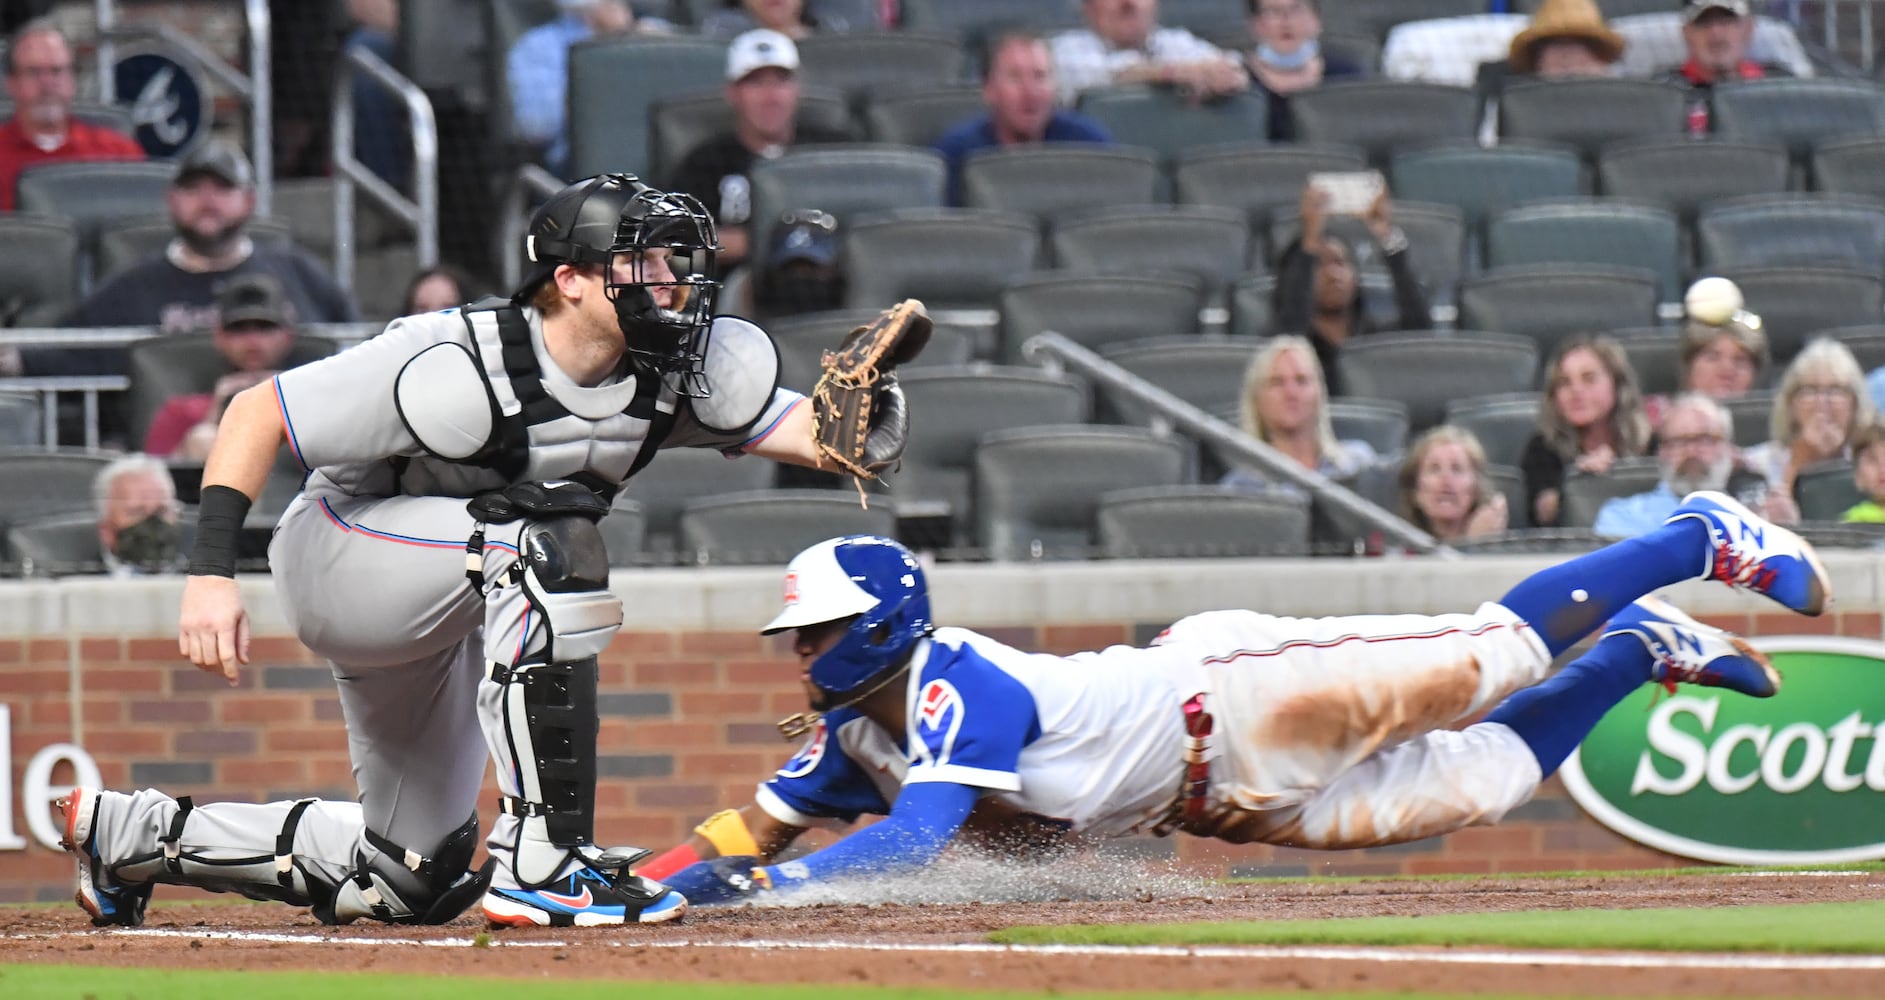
left=812, top=298, right=932, bottom=496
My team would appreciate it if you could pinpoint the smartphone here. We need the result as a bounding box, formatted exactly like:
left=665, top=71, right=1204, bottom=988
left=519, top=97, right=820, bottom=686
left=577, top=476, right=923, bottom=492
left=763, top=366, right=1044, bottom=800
left=1309, top=170, right=1385, bottom=216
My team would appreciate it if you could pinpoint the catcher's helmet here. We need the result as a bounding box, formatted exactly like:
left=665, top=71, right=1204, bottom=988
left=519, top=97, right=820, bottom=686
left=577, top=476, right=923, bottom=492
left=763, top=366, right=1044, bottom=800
left=518, top=173, right=721, bottom=391
left=761, top=535, right=933, bottom=707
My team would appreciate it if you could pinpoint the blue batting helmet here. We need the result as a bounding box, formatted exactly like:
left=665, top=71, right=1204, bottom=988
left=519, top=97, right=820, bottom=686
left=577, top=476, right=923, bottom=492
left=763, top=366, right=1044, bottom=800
left=760, top=535, right=933, bottom=701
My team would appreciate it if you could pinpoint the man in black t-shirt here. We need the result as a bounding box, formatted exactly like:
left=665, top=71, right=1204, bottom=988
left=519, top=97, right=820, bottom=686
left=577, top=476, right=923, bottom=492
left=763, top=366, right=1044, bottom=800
left=664, top=28, right=845, bottom=276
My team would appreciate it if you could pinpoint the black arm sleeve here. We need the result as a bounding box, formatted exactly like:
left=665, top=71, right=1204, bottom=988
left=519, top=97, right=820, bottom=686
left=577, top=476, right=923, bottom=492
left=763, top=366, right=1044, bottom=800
left=1519, top=434, right=1567, bottom=528
left=1383, top=246, right=1433, bottom=332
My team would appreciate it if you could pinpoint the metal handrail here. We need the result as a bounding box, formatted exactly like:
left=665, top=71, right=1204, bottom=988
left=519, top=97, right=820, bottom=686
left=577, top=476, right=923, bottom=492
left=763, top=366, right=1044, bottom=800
left=331, top=45, right=438, bottom=296
left=94, top=3, right=274, bottom=215
left=0, top=375, right=129, bottom=451
left=497, top=164, right=571, bottom=291
left=1020, top=332, right=1451, bottom=556
left=0, top=323, right=385, bottom=348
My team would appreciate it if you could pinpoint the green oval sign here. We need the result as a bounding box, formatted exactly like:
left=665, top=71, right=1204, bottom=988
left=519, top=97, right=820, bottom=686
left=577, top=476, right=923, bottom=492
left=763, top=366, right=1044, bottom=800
left=1560, top=636, right=1885, bottom=865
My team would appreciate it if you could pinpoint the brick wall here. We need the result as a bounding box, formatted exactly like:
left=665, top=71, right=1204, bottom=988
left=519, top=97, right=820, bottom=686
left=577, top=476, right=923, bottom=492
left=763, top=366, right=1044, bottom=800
left=6, top=598, right=1879, bottom=905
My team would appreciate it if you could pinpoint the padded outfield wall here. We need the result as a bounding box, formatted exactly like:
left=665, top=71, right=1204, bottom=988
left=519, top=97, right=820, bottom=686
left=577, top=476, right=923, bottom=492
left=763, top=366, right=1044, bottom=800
left=3, top=551, right=1883, bottom=903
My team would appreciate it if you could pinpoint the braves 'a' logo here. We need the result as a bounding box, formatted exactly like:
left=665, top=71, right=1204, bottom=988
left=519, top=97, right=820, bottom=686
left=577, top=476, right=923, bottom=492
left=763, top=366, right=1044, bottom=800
left=776, top=717, right=828, bottom=778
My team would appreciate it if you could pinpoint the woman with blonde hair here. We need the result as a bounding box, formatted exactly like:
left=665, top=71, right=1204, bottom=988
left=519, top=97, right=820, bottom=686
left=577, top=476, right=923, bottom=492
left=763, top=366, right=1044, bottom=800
left=1221, top=334, right=1376, bottom=496
left=1742, top=338, right=1876, bottom=523
left=1399, top=425, right=1508, bottom=543
left=1520, top=334, right=1653, bottom=527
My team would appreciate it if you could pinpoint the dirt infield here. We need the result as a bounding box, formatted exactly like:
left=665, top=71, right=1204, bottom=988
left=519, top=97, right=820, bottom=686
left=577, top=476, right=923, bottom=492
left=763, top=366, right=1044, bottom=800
left=4, top=871, right=1882, bottom=997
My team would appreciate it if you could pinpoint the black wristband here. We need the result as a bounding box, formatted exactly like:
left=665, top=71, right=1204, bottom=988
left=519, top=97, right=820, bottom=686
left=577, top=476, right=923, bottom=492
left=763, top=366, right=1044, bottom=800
left=186, top=484, right=252, bottom=578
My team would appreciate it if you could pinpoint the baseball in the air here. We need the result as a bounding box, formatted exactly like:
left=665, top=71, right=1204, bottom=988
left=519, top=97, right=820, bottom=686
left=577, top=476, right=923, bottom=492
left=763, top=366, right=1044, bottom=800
left=1684, top=277, right=1744, bottom=326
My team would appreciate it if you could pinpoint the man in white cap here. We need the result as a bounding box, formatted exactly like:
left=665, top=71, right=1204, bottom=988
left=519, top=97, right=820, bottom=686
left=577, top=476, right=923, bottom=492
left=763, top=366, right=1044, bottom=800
left=665, top=28, right=847, bottom=275
left=506, top=1, right=668, bottom=174
left=1664, top=0, right=1788, bottom=134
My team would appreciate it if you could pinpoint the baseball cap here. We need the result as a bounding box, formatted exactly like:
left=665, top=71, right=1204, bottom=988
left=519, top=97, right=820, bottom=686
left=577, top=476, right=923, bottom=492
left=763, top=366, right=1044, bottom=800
left=217, top=275, right=294, bottom=329
left=1683, top=0, right=1751, bottom=22
left=769, top=209, right=838, bottom=267
left=174, top=140, right=256, bottom=189
left=726, top=28, right=798, bottom=82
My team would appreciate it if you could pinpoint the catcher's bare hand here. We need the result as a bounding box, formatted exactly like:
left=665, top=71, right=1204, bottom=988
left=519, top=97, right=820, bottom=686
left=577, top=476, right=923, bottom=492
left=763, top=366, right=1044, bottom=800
left=179, top=575, right=250, bottom=685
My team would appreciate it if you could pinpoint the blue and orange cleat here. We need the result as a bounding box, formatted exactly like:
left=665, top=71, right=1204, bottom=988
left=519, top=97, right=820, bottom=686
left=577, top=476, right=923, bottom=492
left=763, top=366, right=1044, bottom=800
left=482, top=866, right=687, bottom=928
left=57, top=786, right=151, bottom=927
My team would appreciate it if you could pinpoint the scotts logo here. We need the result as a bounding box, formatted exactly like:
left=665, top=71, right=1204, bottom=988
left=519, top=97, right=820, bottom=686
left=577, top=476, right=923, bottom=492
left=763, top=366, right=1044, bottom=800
left=1561, top=637, right=1885, bottom=865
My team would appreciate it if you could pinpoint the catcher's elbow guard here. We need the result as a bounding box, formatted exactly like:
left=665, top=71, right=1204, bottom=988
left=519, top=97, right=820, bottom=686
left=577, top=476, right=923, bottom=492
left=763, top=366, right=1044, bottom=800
left=694, top=808, right=762, bottom=858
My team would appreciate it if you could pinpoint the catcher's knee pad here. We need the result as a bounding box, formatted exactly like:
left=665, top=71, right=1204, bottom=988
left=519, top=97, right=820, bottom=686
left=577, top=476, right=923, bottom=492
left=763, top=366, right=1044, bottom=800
left=323, top=813, right=493, bottom=925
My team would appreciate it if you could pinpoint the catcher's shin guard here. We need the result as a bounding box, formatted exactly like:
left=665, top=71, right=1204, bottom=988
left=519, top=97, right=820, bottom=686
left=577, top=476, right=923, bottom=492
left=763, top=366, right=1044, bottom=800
left=325, top=813, right=494, bottom=925
left=99, top=795, right=340, bottom=912
left=485, top=512, right=631, bottom=888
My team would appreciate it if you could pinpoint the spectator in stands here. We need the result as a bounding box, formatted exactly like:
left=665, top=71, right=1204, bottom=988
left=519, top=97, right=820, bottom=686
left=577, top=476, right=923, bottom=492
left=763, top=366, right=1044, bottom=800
left=1243, top=0, right=1363, bottom=141
left=1273, top=181, right=1431, bottom=394
left=702, top=0, right=853, bottom=39
left=1741, top=338, right=1874, bottom=524
left=666, top=30, right=848, bottom=275
left=1051, top=0, right=1247, bottom=106
left=1504, top=0, right=1622, bottom=80
left=1840, top=421, right=1885, bottom=524
left=753, top=208, right=844, bottom=318
left=0, top=19, right=143, bottom=211
left=1398, top=425, right=1507, bottom=544
left=1593, top=394, right=1752, bottom=538
left=1666, top=0, right=1787, bottom=135
left=143, top=276, right=300, bottom=460
left=56, top=141, right=356, bottom=336
left=93, top=453, right=182, bottom=577
left=1220, top=334, right=1376, bottom=498
left=1646, top=304, right=1768, bottom=425
left=507, top=1, right=665, bottom=175
left=401, top=264, right=479, bottom=314
left=933, top=30, right=1111, bottom=205
left=1520, top=334, right=1652, bottom=528
left=343, top=0, right=407, bottom=191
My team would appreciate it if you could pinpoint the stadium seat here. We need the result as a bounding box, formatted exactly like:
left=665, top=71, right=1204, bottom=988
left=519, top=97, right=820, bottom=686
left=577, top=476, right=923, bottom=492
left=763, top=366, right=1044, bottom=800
left=1696, top=195, right=1885, bottom=274
left=0, top=215, right=79, bottom=327
left=7, top=508, right=199, bottom=577
left=0, top=394, right=40, bottom=448
left=14, top=161, right=175, bottom=269
left=998, top=271, right=1204, bottom=362
left=598, top=498, right=646, bottom=567
left=1819, top=325, right=1885, bottom=372
left=1319, top=0, right=1486, bottom=41
left=767, top=309, right=975, bottom=392
left=353, top=243, right=422, bottom=322
left=842, top=208, right=1042, bottom=312
left=1485, top=200, right=1683, bottom=302
left=1444, top=392, right=1541, bottom=469
left=1335, top=331, right=1538, bottom=433
left=974, top=425, right=1192, bottom=560
left=1226, top=273, right=1276, bottom=339
left=1811, top=137, right=1885, bottom=200
left=1716, top=266, right=1885, bottom=363
left=1173, top=142, right=1368, bottom=228
left=1289, top=82, right=1479, bottom=168
left=1711, top=78, right=1885, bottom=163
left=1723, top=390, right=1776, bottom=448
left=894, top=365, right=1089, bottom=535
left=896, top=0, right=1083, bottom=41
left=796, top=33, right=966, bottom=102
left=1156, top=0, right=1247, bottom=38
left=1793, top=460, right=1863, bottom=522
left=679, top=489, right=898, bottom=566
left=566, top=35, right=727, bottom=178
left=1560, top=458, right=1663, bottom=529
left=1096, top=486, right=1311, bottom=559
left=961, top=144, right=1161, bottom=224
left=864, top=86, right=986, bottom=146
left=97, top=215, right=294, bottom=286
left=621, top=447, right=778, bottom=555
left=1076, top=86, right=1270, bottom=159
left=1612, top=328, right=1683, bottom=397
left=1496, top=78, right=1687, bottom=161
left=1596, top=139, right=1790, bottom=225
left=1050, top=205, right=1253, bottom=301
left=1268, top=200, right=1467, bottom=307
left=1458, top=265, right=1660, bottom=361
left=1327, top=398, right=1411, bottom=456
left=1096, top=336, right=1254, bottom=426
left=270, top=177, right=396, bottom=260
left=1487, top=463, right=1530, bottom=530
left=0, top=450, right=115, bottom=528
left=748, top=146, right=947, bottom=270
left=125, top=335, right=341, bottom=454
left=649, top=86, right=855, bottom=185
left=1390, top=143, right=1585, bottom=231
left=1454, top=528, right=1607, bottom=554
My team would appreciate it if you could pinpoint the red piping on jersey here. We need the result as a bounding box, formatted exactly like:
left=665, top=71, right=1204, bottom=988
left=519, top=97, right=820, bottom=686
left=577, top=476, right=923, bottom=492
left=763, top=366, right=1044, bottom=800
left=1198, top=619, right=1526, bottom=665
left=741, top=396, right=804, bottom=450
left=318, top=497, right=521, bottom=555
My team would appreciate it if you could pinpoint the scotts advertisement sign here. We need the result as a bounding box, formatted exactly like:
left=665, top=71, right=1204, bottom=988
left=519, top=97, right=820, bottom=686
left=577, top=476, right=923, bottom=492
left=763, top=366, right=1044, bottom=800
left=1561, top=637, right=1885, bottom=865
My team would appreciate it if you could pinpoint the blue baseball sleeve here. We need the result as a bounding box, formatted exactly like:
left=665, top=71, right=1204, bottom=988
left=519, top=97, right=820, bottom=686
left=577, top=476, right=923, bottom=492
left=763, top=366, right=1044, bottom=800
left=761, top=781, right=981, bottom=888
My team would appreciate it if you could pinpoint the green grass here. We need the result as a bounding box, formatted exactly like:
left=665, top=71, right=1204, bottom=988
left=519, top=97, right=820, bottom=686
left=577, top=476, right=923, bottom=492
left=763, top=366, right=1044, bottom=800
left=991, top=899, right=1885, bottom=953
left=0, top=966, right=1537, bottom=1000
left=1225, top=860, right=1885, bottom=884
